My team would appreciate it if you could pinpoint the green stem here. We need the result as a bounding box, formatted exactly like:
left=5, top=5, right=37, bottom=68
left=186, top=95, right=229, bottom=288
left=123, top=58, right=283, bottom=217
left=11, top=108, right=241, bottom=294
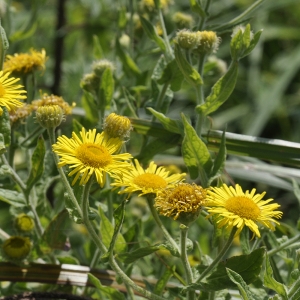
left=47, top=128, right=83, bottom=221
left=146, top=196, right=180, bottom=255
left=196, top=227, right=237, bottom=282
left=157, top=7, right=173, bottom=62
left=151, top=82, right=169, bottom=122
left=180, top=225, right=195, bottom=300
left=268, top=234, right=300, bottom=257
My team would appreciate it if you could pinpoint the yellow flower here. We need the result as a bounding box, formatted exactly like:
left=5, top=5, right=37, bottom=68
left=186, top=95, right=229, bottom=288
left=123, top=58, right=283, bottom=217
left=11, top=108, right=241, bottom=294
left=0, top=71, right=27, bottom=116
left=154, top=183, right=206, bottom=223
left=4, top=48, right=47, bottom=74
left=52, top=127, right=132, bottom=187
left=111, top=159, right=186, bottom=196
left=31, top=93, right=75, bottom=115
left=205, top=184, right=283, bottom=238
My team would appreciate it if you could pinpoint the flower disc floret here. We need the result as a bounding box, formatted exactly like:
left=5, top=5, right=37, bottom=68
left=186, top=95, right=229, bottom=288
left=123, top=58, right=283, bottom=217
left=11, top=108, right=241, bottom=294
left=52, top=127, right=132, bottom=187
left=205, top=184, right=283, bottom=238
left=0, top=71, right=27, bottom=116
left=111, top=159, right=186, bottom=196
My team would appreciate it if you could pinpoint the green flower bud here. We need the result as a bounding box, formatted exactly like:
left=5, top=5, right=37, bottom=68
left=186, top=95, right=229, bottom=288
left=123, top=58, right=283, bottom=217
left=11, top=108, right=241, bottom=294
left=176, top=30, right=198, bottom=49
left=2, top=236, right=31, bottom=261
left=80, top=73, right=100, bottom=94
left=194, top=31, right=221, bottom=54
left=15, top=213, right=35, bottom=233
left=172, top=12, right=194, bottom=29
left=36, top=105, right=64, bottom=129
left=92, top=59, right=115, bottom=78
left=119, top=34, right=130, bottom=49
left=103, top=113, right=132, bottom=141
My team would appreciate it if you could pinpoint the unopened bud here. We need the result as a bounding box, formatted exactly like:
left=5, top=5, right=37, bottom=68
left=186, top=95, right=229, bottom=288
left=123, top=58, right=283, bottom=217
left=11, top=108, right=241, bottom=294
left=92, top=59, right=115, bottom=78
left=173, top=12, right=194, bottom=29
left=176, top=30, right=198, bottom=49
left=36, top=105, right=64, bottom=128
left=80, top=73, right=100, bottom=94
left=195, top=31, right=220, bottom=54
left=103, top=113, right=132, bottom=141
left=15, top=214, right=35, bottom=233
left=2, top=236, right=31, bottom=261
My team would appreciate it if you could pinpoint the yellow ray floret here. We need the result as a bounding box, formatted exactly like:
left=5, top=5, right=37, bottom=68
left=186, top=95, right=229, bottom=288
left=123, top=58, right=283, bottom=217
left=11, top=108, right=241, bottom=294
left=205, top=184, right=283, bottom=238
left=111, top=159, right=186, bottom=196
left=0, top=71, right=27, bottom=116
left=52, top=127, right=132, bottom=187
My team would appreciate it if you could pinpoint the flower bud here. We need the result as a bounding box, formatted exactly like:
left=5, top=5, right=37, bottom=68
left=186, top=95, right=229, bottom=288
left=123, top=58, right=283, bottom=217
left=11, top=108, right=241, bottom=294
left=15, top=213, right=35, bottom=233
left=92, top=59, right=115, bottom=78
left=172, top=12, right=194, bottom=29
left=36, top=105, right=64, bottom=129
left=176, top=30, right=198, bottom=50
left=119, top=34, right=130, bottom=49
left=103, top=113, right=132, bottom=141
left=194, top=31, right=220, bottom=54
left=2, top=236, right=31, bottom=261
left=80, top=73, right=100, bottom=94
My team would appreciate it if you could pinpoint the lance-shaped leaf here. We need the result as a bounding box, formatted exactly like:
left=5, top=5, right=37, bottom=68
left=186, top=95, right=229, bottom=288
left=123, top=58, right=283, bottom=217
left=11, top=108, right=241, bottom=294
left=264, top=253, right=288, bottom=299
left=93, top=35, right=104, bottom=59
left=174, top=44, right=203, bottom=87
left=88, top=273, right=125, bottom=300
left=242, top=29, right=263, bottom=58
left=0, top=188, right=26, bottom=207
left=181, top=114, right=212, bottom=184
left=154, top=266, right=176, bottom=295
left=189, top=0, right=206, bottom=17
left=140, top=16, right=166, bottom=52
left=196, top=61, right=238, bottom=116
left=26, top=136, right=45, bottom=192
left=226, top=268, right=256, bottom=299
left=0, top=108, right=11, bottom=147
left=99, top=67, right=114, bottom=109
left=41, top=210, right=70, bottom=253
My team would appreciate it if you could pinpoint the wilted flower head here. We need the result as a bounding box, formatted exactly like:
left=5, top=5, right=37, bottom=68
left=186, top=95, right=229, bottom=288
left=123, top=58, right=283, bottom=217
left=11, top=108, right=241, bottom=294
left=9, top=104, right=33, bottom=124
left=4, top=48, right=47, bottom=75
left=103, top=113, right=132, bottom=140
left=154, top=183, right=207, bottom=224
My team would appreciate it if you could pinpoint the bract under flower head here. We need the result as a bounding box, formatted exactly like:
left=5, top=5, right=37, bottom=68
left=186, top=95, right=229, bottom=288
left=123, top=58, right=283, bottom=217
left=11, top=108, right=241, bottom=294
left=0, top=71, right=27, bottom=116
left=52, top=127, right=132, bottom=187
left=154, top=183, right=206, bottom=224
left=205, top=184, right=283, bottom=238
left=111, top=159, right=186, bottom=197
left=4, top=48, right=47, bottom=75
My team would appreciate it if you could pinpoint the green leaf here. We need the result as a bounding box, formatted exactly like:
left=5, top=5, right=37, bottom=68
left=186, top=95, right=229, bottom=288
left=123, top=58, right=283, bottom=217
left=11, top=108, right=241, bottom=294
left=93, top=35, right=104, bottom=59
left=26, top=137, right=45, bottom=192
left=99, top=206, right=127, bottom=254
left=81, top=92, right=98, bottom=123
left=242, top=24, right=252, bottom=50
left=140, top=16, right=166, bottom=51
left=263, top=253, right=288, bottom=299
left=117, top=245, right=161, bottom=264
left=64, top=192, right=83, bottom=224
left=118, top=7, right=127, bottom=29
left=196, top=61, right=238, bottom=115
left=116, top=39, right=141, bottom=75
left=0, top=188, right=26, bottom=207
left=147, top=108, right=182, bottom=134
left=230, top=28, right=243, bottom=60
left=99, top=68, right=114, bottom=108
left=88, top=273, right=125, bottom=300
left=10, top=21, right=38, bottom=43
left=0, top=133, right=6, bottom=154
left=154, top=265, right=175, bottom=295
left=0, top=108, right=11, bottom=147
left=208, top=129, right=226, bottom=184
left=157, top=59, right=184, bottom=92
left=56, top=255, right=80, bottom=265
left=189, top=248, right=265, bottom=292
left=189, top=0, right=206, bottom=17
left=226, top=268, right=256, bottom=300
left=288, top=276, right=300, bottom=300
left=174, top=44, right=203, bottom=86
left=181, top=114, right=212, bottom=184
left=41, top=210, right=70, bottom=253
left=242, top=30, right=263, bottom=58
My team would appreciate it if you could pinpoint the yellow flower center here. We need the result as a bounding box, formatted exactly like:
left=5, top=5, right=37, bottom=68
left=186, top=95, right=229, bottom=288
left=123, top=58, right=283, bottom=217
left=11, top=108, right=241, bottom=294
left=225, top=196, right=261, bottom=220
left=76, top=143, right=112, bottom=168
left=0, top=84, right=6, bottom=97
left=133, top=173, right=167, bottom=189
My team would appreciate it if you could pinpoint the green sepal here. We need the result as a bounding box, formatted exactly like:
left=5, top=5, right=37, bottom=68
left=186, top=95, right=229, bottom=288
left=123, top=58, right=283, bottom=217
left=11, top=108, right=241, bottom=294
left=26, top=136, right=45, bottom=193
left=263, top=253, right=288, bottom=299
left=93, top=35, right=104, bottom=59
left=208, top=129, right=226, bottom=185
left=147, top=108, right=183, bottom=134
left=189, top=248, right=265, bottom=292
left=181, top=114, right=212, bottom=185
left=140, top=16, right=166, bottom=52
left=174, top=44, right=203, bottom=86
left=117, top=245, right=162, bottom=264
left=157, top=59, right=184, bottom=92
left=40, top=209, right=70, bottom=254
left=88, top=273, right=125, bottom=300
left=226, top=268, right=256, bottom=299
left=0, top=108, right=11, bottom=147
left=196, top=61, right=238, bottom=116
left=189, top=0, right=206, bottom=17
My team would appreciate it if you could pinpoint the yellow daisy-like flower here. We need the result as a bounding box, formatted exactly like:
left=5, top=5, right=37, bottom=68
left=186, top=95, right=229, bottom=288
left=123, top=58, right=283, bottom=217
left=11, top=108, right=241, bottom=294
left=4, top=48, right=47, bottom=74
left=205, top=184, right=283, bottom=238
left=0, top=71, right=27, bottom=116
left=155, top=183, right=206, bottom=223
left=52, top=127, right=132, bottom=187
left=111, top=159, right=186, bottom=196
